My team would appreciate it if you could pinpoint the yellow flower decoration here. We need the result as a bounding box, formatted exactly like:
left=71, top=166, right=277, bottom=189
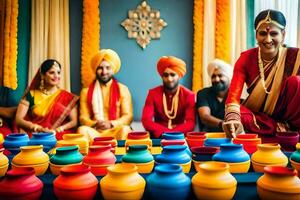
left=81, top=0, right=100, bottom=87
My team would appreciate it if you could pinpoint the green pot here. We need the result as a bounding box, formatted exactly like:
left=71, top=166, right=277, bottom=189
left=122, top=145, right=153, bottom=163
left=291, top=149, right=300, bottom=163
left=50, top=146, right=83, bottom=165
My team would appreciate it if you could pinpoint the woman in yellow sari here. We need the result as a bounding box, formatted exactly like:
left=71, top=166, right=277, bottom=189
left=16, top=59, right=79, bottom=140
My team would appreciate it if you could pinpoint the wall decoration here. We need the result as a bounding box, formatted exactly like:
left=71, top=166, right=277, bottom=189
left=121, top=1, right=167, bottom=49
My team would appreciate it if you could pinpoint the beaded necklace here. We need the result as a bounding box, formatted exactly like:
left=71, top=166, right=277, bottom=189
left=163, top=86, right=180, bottom=129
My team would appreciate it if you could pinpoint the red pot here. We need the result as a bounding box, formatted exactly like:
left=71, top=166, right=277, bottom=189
left=161, top=139, right=185, bottom=146
left=0, top=167, right=43, bottom=200
left=83, top=145, right=116, bottom=175
left=186, top=135, right=206, bottom=148
left=276, top=132, right=299, bottom=152
left=127, top=131, right=149, bottom=139
left=93, top=137, right=117, bottom=153
left=233, top=133, right=261, bottom=154
left=54, top=165, right=98, bottom=200
left=186, top=132, right=206, bottom=139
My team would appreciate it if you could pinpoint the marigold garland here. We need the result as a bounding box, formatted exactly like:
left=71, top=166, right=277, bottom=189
left=192, top=0, right=204, bottom=92
left=81, top=0, right=100, bottom=87
left=3, top=0, right=18, bottom=90
left=215, top=0, right=230, bottom=63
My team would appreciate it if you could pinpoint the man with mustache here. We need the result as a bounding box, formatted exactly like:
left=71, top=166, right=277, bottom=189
left=78, top=49, right=133, bottom=141
left=196, top=59, right=232, bottom=132
left=142, top=56, right=195, bottom=138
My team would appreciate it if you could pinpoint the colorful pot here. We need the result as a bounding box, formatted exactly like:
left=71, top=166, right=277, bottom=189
left=0, top=167, right=43, bottom=200
left=28, top=132, right=57, bottom=153
left=186, top=135, right=206, bottom=148
left=93, top=136, right=117, bottom=153
left=125, top=131, right=152, bottom=150
left=12, top=145, right=49, bottom=175
left=205, top=132, right=226, bottom=138
left=192, top=161, right=237, bottom=200
left=50, top=146, right=83, bottom=175
left=3, top=133, right=29, bottom=154
left=161, top=139, right=185, bottom=146
left=276, top=132, right=299, bottom=152
left=191, top=146, right=219, bottom=172
left=232, top=133, right=261, bottom=154
left=122, top=145, right=154, bottom=173
left=204, top=138, right=232, bottom=147
left=251, top=143, right=288, bottom=172
left=186, top=131, right=206, bottom=138
left=155, top=145, right=191, bottom=173
left=212, top=144, right=250, bottom=173
left=62, top=133, right=89, bottom=154
left=100, top=163, right=146, bottom=200
left=162, top=132, right=185, bottom=140
left=54, top=165, right=98, bottom=200
left=146, top=164, right=191, bottom=200
left=257, top=166, right=300, bottom=200
left=291, top=143, right=300, bottom=163
left=0, top=148, right=9, bottom=176
left=83, top=145, right=116, bottom=176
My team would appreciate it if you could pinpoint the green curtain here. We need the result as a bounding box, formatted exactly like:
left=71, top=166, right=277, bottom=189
left=246, top=0, right=255, bottom=49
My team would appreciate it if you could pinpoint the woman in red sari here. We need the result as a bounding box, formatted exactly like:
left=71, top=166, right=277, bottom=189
left=223, top=9, right=300, bottom=139
left=16, top=59, right=79, bottom=140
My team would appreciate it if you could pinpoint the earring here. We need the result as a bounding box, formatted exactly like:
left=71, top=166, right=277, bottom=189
left=39, top=78, right=47, bottom=94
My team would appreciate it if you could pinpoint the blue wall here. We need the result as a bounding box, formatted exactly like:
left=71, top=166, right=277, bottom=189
left=100, top=0, right=194, bottom=120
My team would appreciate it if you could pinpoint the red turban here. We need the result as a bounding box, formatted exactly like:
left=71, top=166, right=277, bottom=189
left=157, top=56, right=186, bottom=78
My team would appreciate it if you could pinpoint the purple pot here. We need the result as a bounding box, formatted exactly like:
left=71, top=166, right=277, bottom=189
left=276, top=132, right=299, bottom=152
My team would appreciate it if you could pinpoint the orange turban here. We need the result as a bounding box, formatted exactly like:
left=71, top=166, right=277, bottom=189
left=157, top=56, right=186, bottom=78
left=91, top=49, right=121, bottom=74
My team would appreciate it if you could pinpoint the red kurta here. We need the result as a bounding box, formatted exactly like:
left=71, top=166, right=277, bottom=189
left=227, top=47, right=300, bottom=135
left=142, top=85, right=195, bottom=138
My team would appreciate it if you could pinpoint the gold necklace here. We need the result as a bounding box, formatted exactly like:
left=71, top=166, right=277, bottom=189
left=258, top=48, right=271, bottom=94
left=163, top=86, right=180, bottom=129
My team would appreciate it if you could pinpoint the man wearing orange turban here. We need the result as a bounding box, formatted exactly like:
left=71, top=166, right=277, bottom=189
left=142, top=56, right=195, bottom=138
left=78, top=49, right=133, bottom=140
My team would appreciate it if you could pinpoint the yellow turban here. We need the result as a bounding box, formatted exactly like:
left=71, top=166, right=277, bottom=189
left=157, top=56, right=186, bottom=78
left=91, top=49, right=121, bottom=74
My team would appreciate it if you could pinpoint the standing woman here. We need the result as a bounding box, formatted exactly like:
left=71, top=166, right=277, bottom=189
left=223, top=9, right=300, bottom=138
left=16, top=59, right=79, bottom=140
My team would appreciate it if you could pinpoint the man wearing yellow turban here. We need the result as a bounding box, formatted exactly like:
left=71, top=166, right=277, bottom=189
left=142, top=56, right=195, bottom=138
left=78, top=49, right=133, bottom=140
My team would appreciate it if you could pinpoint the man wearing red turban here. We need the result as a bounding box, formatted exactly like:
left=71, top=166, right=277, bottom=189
left=142, top=56, right=195, bottom=138
left=78, top=49, right=133, bottom=141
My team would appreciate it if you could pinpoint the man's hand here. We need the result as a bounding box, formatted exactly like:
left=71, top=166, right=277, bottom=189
left=95, top=120, right=112, bottom=130
left=222, top=120, right=244, bottom=138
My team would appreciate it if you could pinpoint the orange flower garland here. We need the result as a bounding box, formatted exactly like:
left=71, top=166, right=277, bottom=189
left=81, top=0, right=100, bottom=87
left=3, top=0, right=18, bottom=90
left=215, top=0, right=231, bottom=63
left=192, top=0, right=204, bottom=92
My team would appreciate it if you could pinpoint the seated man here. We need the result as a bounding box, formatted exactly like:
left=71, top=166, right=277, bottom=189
left=142, top=56, right=195, bottom=138
left=78, top=49, right=133, bottom=141
left=0, top=106, right=17, bottom=137
left=196, top=59, right=232, bottom=132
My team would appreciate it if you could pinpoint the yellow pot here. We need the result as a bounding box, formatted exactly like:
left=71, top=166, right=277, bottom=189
left=100, top=163, right=146, bottom=200
left=291, top=160, right=300, bottom=177
left=12, top=162, right=49, bottom=176
left=205, top=132, right=226, bottom=138
left=122, top=160, right=154, bottom=174
left=192, top=161, right=237, bottom=200
left=193, top=160, right=205, bottom=172
left=0, top=164, right=8, bottom=177
left=180, top=161, right=191, bottom=173
left=227, top=160, right=251, bottom=173
left=0, top=148, right=8, bottom=176
left=251, top=143, right=288, bottom=172
left=257, top=166, right=300, bottom=200
left=61, top=134, right=89, bottom=155
left=125, top=138, right=152, bottom=150
left=0, top=133, right=3, bottom=145
left=50, top=162, right=82, bottom=175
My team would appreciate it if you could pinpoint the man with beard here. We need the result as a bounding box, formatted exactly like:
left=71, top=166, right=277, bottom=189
left=196, top=59, right=232, bottom=132
left=142, top=56, right=195, bottom=138
left=77, top=49, right=133, bottom=141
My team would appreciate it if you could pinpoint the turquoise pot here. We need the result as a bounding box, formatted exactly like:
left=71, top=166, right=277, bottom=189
left=146, top=164, right=191, bottom=200
left=28, top=132, right=57, bottom=153
left=3, top=133, right=29, bottom=154
left=155, top=145, right=191, bottom=164
left=122, top=145, right=153, bottom=163
left=162, top=132, right=185, bottom=140
left=213, top=144, right=250, bottom=163
left=50, top=146, right=83, bottom=165
left=291, top=148, right=300, bottom=163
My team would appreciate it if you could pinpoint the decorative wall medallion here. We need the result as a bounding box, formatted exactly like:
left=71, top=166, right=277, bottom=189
left=121, top=1, right=167, bottom=49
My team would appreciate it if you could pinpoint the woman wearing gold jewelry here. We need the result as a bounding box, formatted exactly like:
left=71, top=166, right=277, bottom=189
left=223, top=9, right=300, bottom=140
left=15, top=59, right=79, bottom=140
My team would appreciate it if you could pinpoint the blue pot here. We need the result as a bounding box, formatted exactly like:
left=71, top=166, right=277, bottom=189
left=213, top=143, right=250, bottom=163
left=3, top=133, right=29, bottom=154
left=162, top=132, right=185, bottom=140
left=204, top=138, right=232, bottom=147
left=155, top=145, right=191, bottom=164
left=122, top=145, right=153, bottom=163
left=146, top=164, right=191, bottom=200
left=28, top=132, right=57, bottom=153
left=50, top=146, right=83, bottom=165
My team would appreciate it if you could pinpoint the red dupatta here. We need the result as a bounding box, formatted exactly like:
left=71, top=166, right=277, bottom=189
left=87, top=78, right=120, bottom=120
